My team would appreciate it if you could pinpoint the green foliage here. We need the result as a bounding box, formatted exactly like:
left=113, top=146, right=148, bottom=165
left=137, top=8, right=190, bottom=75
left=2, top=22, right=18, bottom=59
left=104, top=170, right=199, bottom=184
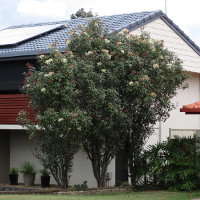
left=74, top=181, right=88, bottom=189
left=71, top=8, right=94, bottom=19
left=120, top=181, right=131, bottom=187
left=142, top=137, right=200, bottom=191
left=9, top=168, right=19, bottom=175
left=19, top=17, right=189, bottom=188
left=20, top=161, right=37, bottom=175
left=18, top=50, right=91, bottom=188
left=68, top=18, right=189, bottom=187
left=40, top=169, right=50, bottom=176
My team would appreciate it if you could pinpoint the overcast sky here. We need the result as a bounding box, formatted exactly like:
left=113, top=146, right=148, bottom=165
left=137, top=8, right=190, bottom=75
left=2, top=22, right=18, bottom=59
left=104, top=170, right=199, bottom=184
left=0, top=0, right=200, bottom=46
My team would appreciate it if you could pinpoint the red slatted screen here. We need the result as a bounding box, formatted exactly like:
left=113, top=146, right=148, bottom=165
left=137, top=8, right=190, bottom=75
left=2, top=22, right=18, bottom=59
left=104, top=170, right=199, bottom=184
left=0, top=94, right=36, bottom=124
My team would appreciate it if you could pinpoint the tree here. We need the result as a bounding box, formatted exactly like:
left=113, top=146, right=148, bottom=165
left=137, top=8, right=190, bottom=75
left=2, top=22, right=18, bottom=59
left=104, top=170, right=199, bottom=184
left=71, top=8, right=94, bottom=19
left=18, top=51, right=91, bottom=189
left=67, top=19, right=189, bottom=186
left=19, top=18, right=188, bottom=189
left=67, top=21, right=128, bottom=187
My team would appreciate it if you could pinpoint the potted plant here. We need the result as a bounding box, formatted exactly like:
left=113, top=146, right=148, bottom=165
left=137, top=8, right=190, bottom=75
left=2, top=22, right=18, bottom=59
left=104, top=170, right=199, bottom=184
left=9, top=168, right=19, bottom=185
left=40, top=169, right=51, bottom=187
left=20, top=161, right=37, bottom=186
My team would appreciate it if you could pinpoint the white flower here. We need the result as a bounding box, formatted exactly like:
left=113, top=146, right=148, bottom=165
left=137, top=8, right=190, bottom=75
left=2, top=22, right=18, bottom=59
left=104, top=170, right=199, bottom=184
left=160, top=56, right=164, bottom=59
left=41, top=88, right=46, bottom=92
left=66, top=40, right=71, bottom=45
left=62, top=58, right=67, bottom=63
left=121, top=50, right=124, bottom=54
left=106, top=54, right=111, bottom=60
left=44, top=71, right=54, bottom=77
left=152, top=92, right=157, bottom=97
left=129, top=81, right=134, bottom=86
left=167, top=64, right=171, bottom=68
left=105, top=39, right=110, bottom=44
left=49, top=72, right=55, bottom=75
left=58, top=118, right=64, bottom=122
left=118, top=31, right=124, bottom=35
left=121, top=28, right=129, bottom=33
left=60, top=134, right=63, bottom=137
left=142, top=75, right=149, bottom=81
left=85, top=51, right=93, bottom=56
left=26, top=84, right=30, bottom=87
left=101, top=49, right=109, bottom=54
left=39, top=55, right=45, bottom=59
left=153, top=64, right=159, bottom=69
left=97, top=62, right=102, bottom=66
left=101, top=69, right=106, bottom=73
left=77, top=126, right=82, bottom=131
left=45, top=59, right=53, bottom=65
left=82, top=32, right=88, bottom=36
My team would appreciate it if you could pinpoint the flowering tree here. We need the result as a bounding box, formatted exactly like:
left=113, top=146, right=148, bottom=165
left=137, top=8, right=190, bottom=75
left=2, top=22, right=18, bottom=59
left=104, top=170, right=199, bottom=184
left=18, top=51, right=91, bottom=189
left=68, top=19, right=189, bottom=186
left=19, top=18, right=188, bottom=188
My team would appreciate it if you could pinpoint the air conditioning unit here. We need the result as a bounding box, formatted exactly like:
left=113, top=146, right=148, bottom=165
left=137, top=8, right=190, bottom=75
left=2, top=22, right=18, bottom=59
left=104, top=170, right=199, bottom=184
left=106, top=172, right=112, bottom=180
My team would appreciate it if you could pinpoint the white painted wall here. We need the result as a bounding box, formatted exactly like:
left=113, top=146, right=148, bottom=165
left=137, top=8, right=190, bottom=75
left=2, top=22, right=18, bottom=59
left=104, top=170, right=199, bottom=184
left=131, top=18, right=200, bottom=143
left=132, top=18, right=200, bottom=73
left=161, top=73, right=200, bottom=141
left=10, top=130, right=115, bottom=188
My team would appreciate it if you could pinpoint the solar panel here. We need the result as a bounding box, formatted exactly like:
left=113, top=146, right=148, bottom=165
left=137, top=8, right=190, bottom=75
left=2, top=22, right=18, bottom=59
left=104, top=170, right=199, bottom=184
left=0, top=24, right=63, bottom=46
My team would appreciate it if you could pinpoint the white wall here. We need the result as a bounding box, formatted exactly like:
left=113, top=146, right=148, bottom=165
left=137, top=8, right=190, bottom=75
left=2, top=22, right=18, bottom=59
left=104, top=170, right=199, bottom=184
left=161, top=73, right=200, bottom=141
left=131, top=18, right=200, bottom=143
left=132, top=18, right=200, bottom=73
left=10, top=130, right=115, bottom=188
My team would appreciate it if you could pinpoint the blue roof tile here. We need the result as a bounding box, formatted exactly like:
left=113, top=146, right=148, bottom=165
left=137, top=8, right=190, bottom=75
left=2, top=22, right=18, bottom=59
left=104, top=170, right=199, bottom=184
left=0, top=10, right=199, bottom=59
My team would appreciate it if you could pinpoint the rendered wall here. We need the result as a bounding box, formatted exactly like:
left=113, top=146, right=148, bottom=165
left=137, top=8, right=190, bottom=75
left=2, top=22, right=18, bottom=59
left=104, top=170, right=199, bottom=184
left=10, top=130, right=115, bottom=188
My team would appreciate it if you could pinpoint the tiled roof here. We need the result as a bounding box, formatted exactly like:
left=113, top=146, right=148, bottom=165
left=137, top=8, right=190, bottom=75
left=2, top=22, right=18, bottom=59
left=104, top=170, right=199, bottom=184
left=0, top=10, right=199, bottom=60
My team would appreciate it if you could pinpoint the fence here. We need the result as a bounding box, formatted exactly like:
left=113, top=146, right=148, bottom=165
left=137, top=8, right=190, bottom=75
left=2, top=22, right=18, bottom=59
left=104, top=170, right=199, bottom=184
left=169, top=128, right=200, bottom=138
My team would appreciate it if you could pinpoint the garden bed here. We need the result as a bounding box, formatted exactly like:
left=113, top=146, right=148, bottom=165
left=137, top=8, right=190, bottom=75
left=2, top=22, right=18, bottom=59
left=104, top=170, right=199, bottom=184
left=0, top=184, right=133, bottom=195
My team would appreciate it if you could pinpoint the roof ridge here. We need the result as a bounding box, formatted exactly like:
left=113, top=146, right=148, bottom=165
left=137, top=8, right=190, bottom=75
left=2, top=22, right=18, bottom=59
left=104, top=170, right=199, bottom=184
left=1, top=10, right=199, bottom=61
left=6, top=21, right=68, bottom=30
left=4, top=10, right=159, bottom=30
left=160, top=13, right=200, bottom=55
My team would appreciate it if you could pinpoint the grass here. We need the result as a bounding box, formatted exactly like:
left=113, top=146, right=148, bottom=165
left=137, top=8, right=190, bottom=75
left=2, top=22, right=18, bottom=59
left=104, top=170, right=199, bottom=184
left=0, top=191, right=200, bottom=200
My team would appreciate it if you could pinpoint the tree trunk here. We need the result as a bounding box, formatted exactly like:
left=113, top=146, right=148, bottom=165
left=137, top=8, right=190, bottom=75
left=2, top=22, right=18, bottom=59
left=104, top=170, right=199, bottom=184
left=91, top=162, right=106, bottom=187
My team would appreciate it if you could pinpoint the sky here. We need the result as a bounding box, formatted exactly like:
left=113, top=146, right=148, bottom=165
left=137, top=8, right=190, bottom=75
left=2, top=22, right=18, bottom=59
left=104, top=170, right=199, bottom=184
left=0, top=0, right=200, bottom=46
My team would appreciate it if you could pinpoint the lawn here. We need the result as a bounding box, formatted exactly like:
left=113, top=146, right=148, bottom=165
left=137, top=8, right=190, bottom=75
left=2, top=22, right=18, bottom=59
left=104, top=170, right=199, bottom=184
left=0, top=191, right=200, bottom=200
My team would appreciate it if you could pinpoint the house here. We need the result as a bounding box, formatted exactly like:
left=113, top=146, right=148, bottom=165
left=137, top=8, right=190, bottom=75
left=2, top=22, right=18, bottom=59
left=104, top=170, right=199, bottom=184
left=0, top=10, right=200, bottom=187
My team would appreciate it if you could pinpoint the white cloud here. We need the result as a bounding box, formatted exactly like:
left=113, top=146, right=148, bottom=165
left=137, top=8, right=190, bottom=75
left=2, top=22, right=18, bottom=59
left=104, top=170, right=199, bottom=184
left=12, top=0, right=200, bottom=47
left=17, top=0, right=68, bottom=18
left=167, top=0, right=200, bottom=28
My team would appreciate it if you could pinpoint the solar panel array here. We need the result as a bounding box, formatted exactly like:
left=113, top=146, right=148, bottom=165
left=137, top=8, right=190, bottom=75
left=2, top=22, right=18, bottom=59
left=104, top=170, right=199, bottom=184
left=0, top=24, right=63, bottom=46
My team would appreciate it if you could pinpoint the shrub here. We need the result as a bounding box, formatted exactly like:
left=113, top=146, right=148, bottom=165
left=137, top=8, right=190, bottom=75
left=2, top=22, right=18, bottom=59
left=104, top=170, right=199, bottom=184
left=9, top=168, right=19, bottom=175
left=20, top=161, right=37, bottom=175
left=74, top=181, right=88, bottom=189
left=40, top=169, right=50, bottom=176
left=142, top=136, right=200, bottom=191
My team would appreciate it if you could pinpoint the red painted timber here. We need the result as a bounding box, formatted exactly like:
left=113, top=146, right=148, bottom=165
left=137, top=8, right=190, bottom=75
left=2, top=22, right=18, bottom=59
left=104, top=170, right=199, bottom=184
left=0, top=94, right=36, bottom=124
